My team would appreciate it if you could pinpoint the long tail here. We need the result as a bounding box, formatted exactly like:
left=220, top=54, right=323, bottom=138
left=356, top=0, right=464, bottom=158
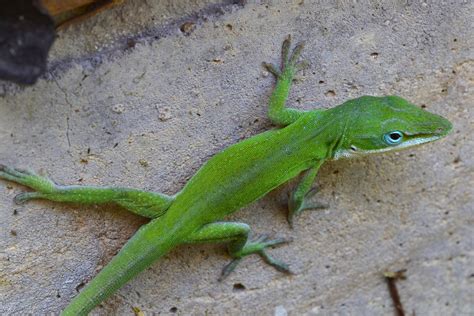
left=61, top=218, right=176, bottom=316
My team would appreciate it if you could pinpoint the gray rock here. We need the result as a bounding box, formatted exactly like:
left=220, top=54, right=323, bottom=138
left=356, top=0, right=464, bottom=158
left=0, top=1, right=472, bottom=315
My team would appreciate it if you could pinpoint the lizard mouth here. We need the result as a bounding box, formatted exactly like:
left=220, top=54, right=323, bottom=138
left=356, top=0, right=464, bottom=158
left=334, top=133, right=447, bottom=159
left=406, top=116, right=453, bottom=138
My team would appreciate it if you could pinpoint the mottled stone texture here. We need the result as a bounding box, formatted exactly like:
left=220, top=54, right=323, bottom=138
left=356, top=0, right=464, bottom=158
left=0, top=1, right=472, bottom=315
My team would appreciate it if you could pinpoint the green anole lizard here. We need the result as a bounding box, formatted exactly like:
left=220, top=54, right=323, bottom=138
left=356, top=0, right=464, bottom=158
left=0, top=36, right=452, bottom=315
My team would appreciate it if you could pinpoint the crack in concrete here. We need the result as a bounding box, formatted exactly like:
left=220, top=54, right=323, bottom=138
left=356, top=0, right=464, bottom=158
left=47, top=0, right=246, bottom=79
left=52, top=75, right=73, bottom=150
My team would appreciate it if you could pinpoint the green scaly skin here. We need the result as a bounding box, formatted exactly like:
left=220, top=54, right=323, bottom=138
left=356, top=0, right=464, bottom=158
left=0, top=35, right=452, bottom=315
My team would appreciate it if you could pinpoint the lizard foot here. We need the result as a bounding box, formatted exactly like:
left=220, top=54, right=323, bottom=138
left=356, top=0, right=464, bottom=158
left=0, top=165, right=55, bottom=203
left=219, top=234, right=293, bottom=281
left=262, top=34, right=309, bottom=80
left=288, top=187, right=329, bottom=228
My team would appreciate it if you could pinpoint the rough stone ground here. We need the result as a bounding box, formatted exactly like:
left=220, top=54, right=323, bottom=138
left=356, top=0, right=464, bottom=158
left=0, top=1, right=472, bottom=315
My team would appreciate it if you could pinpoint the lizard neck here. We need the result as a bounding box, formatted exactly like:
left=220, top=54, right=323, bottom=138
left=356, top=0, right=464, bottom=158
left=290, top=110, right=347, bottom=161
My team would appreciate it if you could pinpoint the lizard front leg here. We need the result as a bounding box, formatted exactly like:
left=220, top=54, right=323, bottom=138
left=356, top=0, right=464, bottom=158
left=263, top=35, right=311, bottom=126
left=288, top=161, right=328, bottom=227
left=184, top=222, right=292, bottom=280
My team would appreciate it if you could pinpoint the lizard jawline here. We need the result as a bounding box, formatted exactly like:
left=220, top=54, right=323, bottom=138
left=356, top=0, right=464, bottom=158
left=333, top=136, right=441, bottom=159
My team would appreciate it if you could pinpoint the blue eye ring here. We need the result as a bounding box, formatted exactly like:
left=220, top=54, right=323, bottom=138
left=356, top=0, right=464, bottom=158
left=384, top=131, right=403, bottom=145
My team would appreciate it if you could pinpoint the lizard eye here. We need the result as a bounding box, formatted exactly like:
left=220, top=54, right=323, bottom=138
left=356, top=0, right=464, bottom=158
left=384, top=131, right=403, bottom=145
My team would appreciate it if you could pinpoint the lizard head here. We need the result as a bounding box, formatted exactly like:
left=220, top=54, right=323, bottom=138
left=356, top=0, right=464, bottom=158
left=333, top=95, right=452, bottom=159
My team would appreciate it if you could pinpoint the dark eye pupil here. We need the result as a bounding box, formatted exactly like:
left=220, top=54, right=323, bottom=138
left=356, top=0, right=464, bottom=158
left=390, top=132, right=401, bottom=140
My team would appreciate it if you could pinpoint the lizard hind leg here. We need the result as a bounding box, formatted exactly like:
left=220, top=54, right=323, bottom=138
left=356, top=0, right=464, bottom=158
left=183, top=222, right=292, bottom=280
left=0, top=165, right=174, bottom=219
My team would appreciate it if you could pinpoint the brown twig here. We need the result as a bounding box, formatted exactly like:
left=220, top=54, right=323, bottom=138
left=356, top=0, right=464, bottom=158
left=384, top=269, right=407, bottom=316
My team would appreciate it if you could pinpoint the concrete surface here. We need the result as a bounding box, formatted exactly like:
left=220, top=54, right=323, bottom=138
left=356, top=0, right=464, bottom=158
left=0, top=0, right=473, bottom=315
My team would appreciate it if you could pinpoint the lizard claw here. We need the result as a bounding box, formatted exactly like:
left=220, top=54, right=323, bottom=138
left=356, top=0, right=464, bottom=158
left=0, top=165, right=56, bottom=198
left=288, top=41, right=305, bottom=66
left=262, top=62, right=281, bottom=78
left=258, top=250, right=293, bottom=274
left=219, top=234, right=292, bottom=280
left=219, top=258, right=242, bottom=281
left=295, top=60, right=310, bottom=72
left=14, top=192, right=41, bottom=204
left=281, top=34, right=292, bottom=65
left=262, top=35, right=309, bottom=80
